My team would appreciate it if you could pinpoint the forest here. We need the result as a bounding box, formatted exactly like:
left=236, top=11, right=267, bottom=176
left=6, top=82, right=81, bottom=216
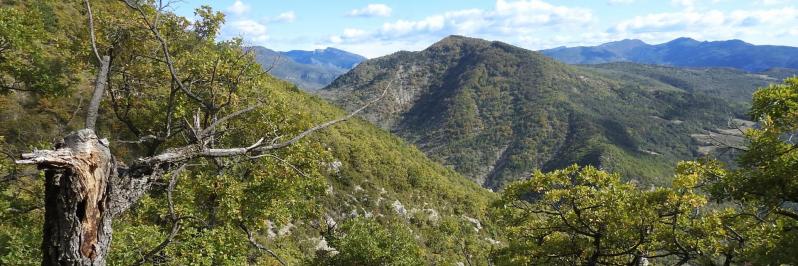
left=1, top=1, right=797, bottom=265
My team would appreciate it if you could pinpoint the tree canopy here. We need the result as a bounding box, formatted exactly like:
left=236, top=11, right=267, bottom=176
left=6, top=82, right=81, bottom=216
left=492, top=77, right=798, bottom=265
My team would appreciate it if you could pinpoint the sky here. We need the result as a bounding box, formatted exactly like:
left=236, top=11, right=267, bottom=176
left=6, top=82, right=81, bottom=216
left=172, top=0, right=798, bottom=58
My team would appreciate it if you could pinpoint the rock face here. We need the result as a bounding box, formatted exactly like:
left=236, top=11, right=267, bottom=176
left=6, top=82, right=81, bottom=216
left=323, top=35, right=769, bottom=189
left=392, top=200, right=407, bottom=216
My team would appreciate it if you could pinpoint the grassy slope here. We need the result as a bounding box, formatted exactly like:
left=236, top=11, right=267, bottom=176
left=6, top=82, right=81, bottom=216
left=0, top=73, right=498, bottom=264
left=239, top=79, right=499, bottom=264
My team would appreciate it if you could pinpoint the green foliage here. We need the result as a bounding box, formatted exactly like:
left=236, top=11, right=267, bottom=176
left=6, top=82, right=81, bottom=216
left=490, top=77, right=798, bottom=265
left=0, top=137, right=45, bottom=265
left=0, top=2, right=497, bottom=265
left=703, top=77, right=798, bottom=211
left=751, top=77, right=798, bottom=130
left=680, top=77, right=798, bottom=265
left=491, top=163, right=785, bottom=265
left=316, top=217, right=424, bottom=265
left=493, top=165, right=654, bottom=265
left=0, top=1, right=81, bottom=94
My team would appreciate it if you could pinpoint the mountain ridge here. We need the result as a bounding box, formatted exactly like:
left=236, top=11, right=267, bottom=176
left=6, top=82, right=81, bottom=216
left=323, top=35, right=787, bottom=189
left=249, top=46, right=366, bottom=90
left=541, top=37, right=798, bottom=72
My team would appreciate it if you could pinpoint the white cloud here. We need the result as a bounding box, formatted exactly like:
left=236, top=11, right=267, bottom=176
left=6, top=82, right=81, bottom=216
left=380, top=14, right=449, bottom=36
left=494, top=0, right=592, bottom=27
left=227, top=19, right=269, bottom=44
left=271, top=11, right=296, bottom=23
left=611, top=10, right=724, bottom=34
left=329, top=35, right=343, bottom=44
left=788, top=27, right=798, bottom=36
left=347, top=4, right=392, bottom=17
left=230, top=20, right=267, bottom=35
left=226, top=0, right=250, bottom=15
left=671, top=0, right=699, bottom=8
left=365, top=0, right=591, bottom=39
left=343, top=28, right=368, bottom=39
left=326, top=0, right=595, bottom=57
left=315, top=0, right=798, bottom=58
left=668, top=0, right=725, bottom=9
left=612, top=8, right=798, bottom=34
left=754, top=0, right=790, bottom=5
left=605, top=7, right=798, bottom=46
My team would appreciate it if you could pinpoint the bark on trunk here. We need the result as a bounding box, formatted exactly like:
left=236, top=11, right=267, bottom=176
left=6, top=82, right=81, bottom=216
left=18, top=129, right=153, bottom=266
left=34, top=130, right=113, bottom=265
left=21, top=129, right=161, bottom=266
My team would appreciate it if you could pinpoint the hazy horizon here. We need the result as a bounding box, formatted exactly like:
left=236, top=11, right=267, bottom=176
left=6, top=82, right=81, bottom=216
left=173, top=0, right=798, bottom=58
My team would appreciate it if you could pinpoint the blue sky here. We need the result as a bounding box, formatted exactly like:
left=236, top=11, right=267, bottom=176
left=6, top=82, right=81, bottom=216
left=172, top=0, right=798, bottom=58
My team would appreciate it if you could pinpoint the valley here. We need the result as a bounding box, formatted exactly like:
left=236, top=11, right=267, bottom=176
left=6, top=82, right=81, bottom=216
left=2, top=1, right=797, bottom=264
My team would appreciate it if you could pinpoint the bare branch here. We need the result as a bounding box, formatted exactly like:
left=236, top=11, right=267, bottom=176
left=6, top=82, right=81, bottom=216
left=134, top=218, right=181, bottom=265
left=116, top=135, right=159, bottom=144
left=248, top=153, right=309, bottom=178
left=83, top=0, right=110, bottom=130
left=85, top=56, right=110, bottom=130
left=702, top=131, right=748, bottom=152
left=239, top=222, right=287, bottom=266
left=108, top=73, right=144, bottom=137
left=198, top=104, right=261, bottom=138
left=775, top=208, right=798, bottom=221
left=121, top=0, right=213, bottom=109
left=166, top=164, right=183, bottom=220
left=138, top=75, right=396, bottom=166
left=16, top=149, right=75, bottom=166
left=254, top=77, right=394, bottom=152
left=134, top=165, right=185, bottom=265
left=84, top=0, right=102, bottom=64
left=264, top=53, right=282, bottom=73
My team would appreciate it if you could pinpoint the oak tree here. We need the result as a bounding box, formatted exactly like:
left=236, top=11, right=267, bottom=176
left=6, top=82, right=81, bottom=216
left=3, top=1, right=390, bottom=264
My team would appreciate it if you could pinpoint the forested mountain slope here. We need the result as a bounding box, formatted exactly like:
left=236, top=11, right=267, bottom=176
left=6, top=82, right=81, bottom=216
left=3, top=1, right=798, bottom=265
left=577, top=62, right=797, bottom=106
left=323, top=35, right=783, bottom=189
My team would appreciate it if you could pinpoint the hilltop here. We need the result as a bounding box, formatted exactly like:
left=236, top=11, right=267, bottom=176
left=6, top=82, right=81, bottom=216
left=323, top=35, right=784, bottom=188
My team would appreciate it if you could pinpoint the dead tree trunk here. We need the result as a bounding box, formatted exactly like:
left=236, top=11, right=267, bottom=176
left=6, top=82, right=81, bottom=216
left=27, top=26, right=117, bottom=262
left=20, top=128, right=162, bottom=265
left=20, top=129, right=156, bottom=265
left=24, top=130, right=112, bottom=265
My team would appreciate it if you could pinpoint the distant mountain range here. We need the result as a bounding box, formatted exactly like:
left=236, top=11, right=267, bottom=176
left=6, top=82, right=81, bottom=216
left=541, top=38, right=798, bottom=72
left=322, top=35, right=789, bottom=189
left=249, top=47, right=366, bottom=90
